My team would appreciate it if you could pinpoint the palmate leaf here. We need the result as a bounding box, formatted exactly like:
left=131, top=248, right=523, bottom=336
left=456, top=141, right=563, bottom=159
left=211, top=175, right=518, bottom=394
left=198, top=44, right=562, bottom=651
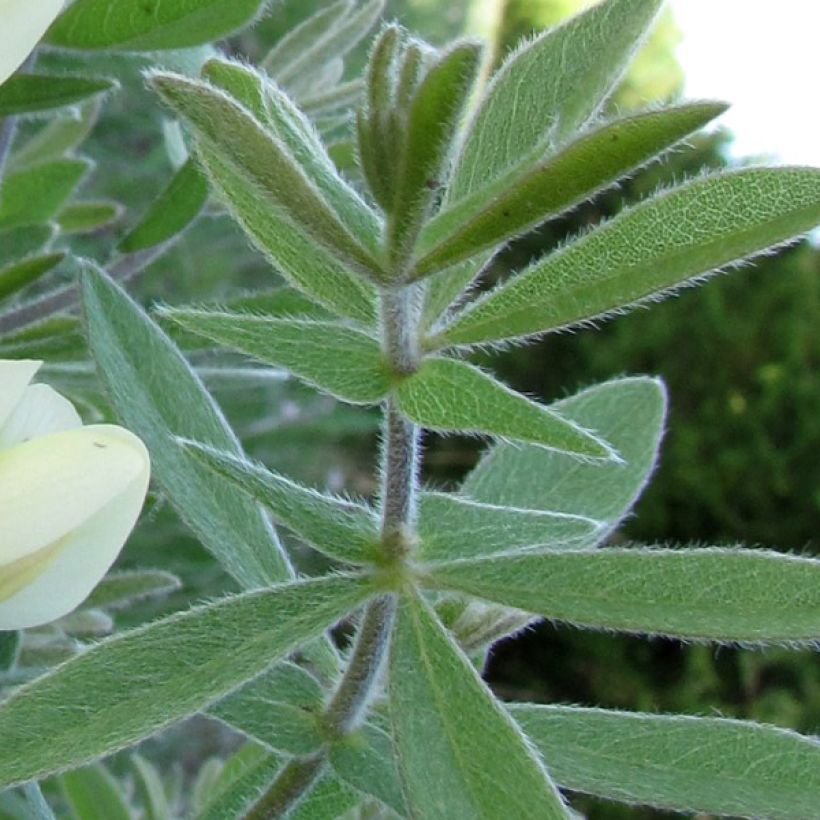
left=149, top=72, right=385, bottom=283
left=45, top=0, right=267, bottom=51
left=389, top=589, right=569, bottom=819
left=0, top=75, right=116, bottom=117
left=162, top=308, right=390, bottom=404
left=181, top=442, right=379, bottom=566
left=119, top=158, right=208, bottom=253
left=417, top=492, right=601, bottom=562
left=433, top=167, right=820, bottom=348
left=511, top=705, right=820, bottom=820
left=82, top=264, right=291, bottom=588
left=424, top=547, right=820, bottom=644
left=449, top=0, right=664, bottom=201
left=462, top=377, right=667, bottom=544
left=0, top=574, right=370, bottom=790
left=396, top=358, right=617, bottom=459
left=413, top=103, right=726, bottom=279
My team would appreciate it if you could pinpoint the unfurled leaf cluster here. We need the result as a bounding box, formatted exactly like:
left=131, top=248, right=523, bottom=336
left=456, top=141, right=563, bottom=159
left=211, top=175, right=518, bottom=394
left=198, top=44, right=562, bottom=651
left=1, top=0, right=820, bottom=818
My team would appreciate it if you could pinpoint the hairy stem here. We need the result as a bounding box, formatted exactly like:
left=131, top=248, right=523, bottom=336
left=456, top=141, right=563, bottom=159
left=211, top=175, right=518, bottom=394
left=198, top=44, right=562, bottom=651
left=243, top=288, right=420, bottom=818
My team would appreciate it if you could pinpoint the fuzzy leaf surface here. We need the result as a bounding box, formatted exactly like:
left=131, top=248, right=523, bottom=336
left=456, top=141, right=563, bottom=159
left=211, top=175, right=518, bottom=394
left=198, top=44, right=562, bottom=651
left=11, top=105, right=99, bottom=168
left=0, top=253, right=64, bottom=303
left=512, top=704, right=820, bottom=820
left=426, top=547, right=820, bottom=643
left=0, top=574, right=369, bottom=789
left=84, top=570, right=182, bottom=611
left=418, top=492, right=601, bottom=562
left=182, top=442, right=379, bottom=566
left=415, top=103, right=726, bottom=277
left=390, top=590, right=569, bottom=819
left=436, top=167, right=820, bottom=347
left=82, top=264, right=290, bottom=588
left=0, top=159, right=90, bottom=229
left=59, top=765, right=131, bottom=820
left=462, top=377, right=666, bottom=543
left=119, top=158, right=208, bottom=252
left=450, top=0, right=663, bottom=200
left=196, top=140, right=376, bottom=324
left=0, top=225, right=54, bottom=268
left=150, top=72, right=384, bottom=281
left=396, top=358, right=616, bottom=459
left=45, top=0, right=266, bottom=51
left=0, top=75, right=115, bottom=116
left=163, top=309, right=389, bottom=403
left=329, top=723, right=407, bottom=816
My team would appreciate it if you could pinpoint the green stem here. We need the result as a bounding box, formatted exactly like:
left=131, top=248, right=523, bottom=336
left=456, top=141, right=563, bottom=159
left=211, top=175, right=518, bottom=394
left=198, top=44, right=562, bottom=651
left=242, top=288, right=420, bottom=819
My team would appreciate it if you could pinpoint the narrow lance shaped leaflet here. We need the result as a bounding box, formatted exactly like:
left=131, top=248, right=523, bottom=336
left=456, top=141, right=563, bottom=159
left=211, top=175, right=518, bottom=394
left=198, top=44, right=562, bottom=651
left=0, top=359, right=150, bottom=630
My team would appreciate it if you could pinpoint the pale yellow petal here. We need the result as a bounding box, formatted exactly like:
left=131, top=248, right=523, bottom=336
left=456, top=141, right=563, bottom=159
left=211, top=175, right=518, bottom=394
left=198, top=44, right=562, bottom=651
left=0, top=425, right=148, bottom=564
left=0, top=383, right=82, bottom=448
left=0, top=427, right=150, bottom=629
left=0, top=0, right=65, bottom=86
left=0, top=359, right=40, bottom=431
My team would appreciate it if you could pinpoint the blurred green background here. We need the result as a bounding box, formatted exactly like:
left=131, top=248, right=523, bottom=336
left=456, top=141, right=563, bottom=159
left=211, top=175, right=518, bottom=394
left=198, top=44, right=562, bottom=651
left=12, top=1, right=817, bottom=816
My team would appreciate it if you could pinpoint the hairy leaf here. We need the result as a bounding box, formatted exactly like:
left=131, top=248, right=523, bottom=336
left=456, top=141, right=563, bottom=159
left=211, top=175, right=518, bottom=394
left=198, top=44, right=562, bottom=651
left=182, top=442, right=379, bottom=566
left=60, top=765, right=131, bottom=820
left=162, top=308, right=390, bottom=403
left=415, top=103, right=726, bottom=277
left=390, top=590, right=569, bottom=818
left=84, top=570, right=182, bottom=611
left=435, top=167, right=820, bottom=347
left=418, top=492, right=601, bottom=561
left=57, top=201, right=121, bottom=234
left=82, top=263, right=290, bottom=588
left=396, top=358, right=616, bottom=459
left=462, top=377, right=667, bottom=544
left=512, top=704, right=820, bottom=820
left=11, top=105, right=99, bottom=169
left=0, top=225, right=55, bottom=268
left=450, top=0, right=663, bottom=200
left=0, top=574, right=369, bottom=790
left=425, top=547, right=820, bottom=643
left=0, top=253, right=64, bottom=303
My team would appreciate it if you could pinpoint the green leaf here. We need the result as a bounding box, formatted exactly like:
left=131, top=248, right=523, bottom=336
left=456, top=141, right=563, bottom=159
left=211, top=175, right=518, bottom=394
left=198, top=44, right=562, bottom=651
left=425, top=547, right=820, bottom=644
left=149, top=72, right=385, bottom=282
left=132, top=755, right=173, bottom=820
left=162, top=308, right=390, bottom=403
left=511, top=704, right=820, bottom=820
left=0, top=574, right=369, bottom=790
left=11, top=105, right=100, bottom=169
left=60, top=764, right=132, bottom=820
left=201, top=58, right=382, bottom=257
left=450, top=0, right=663, bottom=200
left=45, top=0, right=267, bottom=51
left=0, top=253, right=64, bottom=303
left=84, top=570, right=182, bottom=611
left=0, top=225, right=54, bottom=268
left=0, top=74, right=116, bottom=117
left=388, top=41, right=482, bottom=267
left=289, top=776, right=360, bottom=820
left=390, top=590, right=569, bottom=819
left=209, top=663, right=325, bottom=756
left=422, top=255, right=488, bottom=331
left=434, top=167, right=820, bottom=347
left=462, top=377, right=667, bottom=544
left=0, top=159, right=91, bottom=229
left=269, top=0, right=385, bottom=95
left=418, top=492, right=602, bottom=562
left=301, top=80, right=364, bottom=115
left=81, top=263, right=290, bottom=588
left=329, top=723, right=408, bottom=817
left=196, top=141, right=377, bottom=325
left=182, top=442, right=379, bottom=566
left=0, top=631, right=21, bottom=672
left=57, top=201, right=121, bottom=234
left=414, top=103, right=726, bottom=278
left=119, top=158, right=208, bottom=252
left=396, top=358, right=616, bottom=459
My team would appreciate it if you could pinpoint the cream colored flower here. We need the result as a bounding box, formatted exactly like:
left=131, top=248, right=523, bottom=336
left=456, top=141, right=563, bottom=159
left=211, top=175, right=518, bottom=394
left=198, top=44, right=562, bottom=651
left=0, top=0, right=65, bottom=86
left=0, top=360, right=150, bottom=630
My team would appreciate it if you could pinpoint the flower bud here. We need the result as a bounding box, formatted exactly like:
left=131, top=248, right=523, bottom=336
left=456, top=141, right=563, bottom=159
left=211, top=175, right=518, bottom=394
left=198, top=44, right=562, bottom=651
left=0, top=360, right=151, bottom=630
left=0, top=0, right=65, bottom=86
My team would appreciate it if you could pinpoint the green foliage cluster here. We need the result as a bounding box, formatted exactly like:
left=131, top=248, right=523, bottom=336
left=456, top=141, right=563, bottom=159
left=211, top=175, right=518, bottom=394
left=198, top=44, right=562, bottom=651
left=0, top=1, right=819, bottom=818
